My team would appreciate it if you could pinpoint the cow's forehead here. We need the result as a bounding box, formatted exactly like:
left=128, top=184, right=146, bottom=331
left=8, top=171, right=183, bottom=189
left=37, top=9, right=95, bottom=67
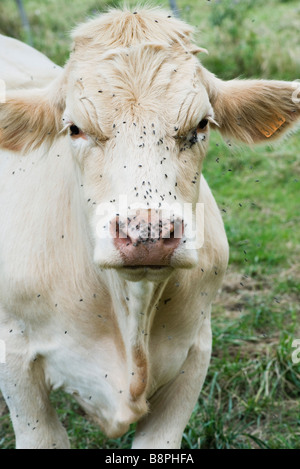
left=65, top=42, right=209, bottom=138
left=63, top=8, right=211, bottom=136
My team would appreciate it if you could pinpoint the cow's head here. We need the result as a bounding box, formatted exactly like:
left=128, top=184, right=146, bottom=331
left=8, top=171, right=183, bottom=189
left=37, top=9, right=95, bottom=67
left=1, top=8, right=299, bottom=281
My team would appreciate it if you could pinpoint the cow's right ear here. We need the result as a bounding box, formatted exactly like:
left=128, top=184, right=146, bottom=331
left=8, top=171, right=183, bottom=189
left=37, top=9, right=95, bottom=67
left=0, top=76, right=66, bottom=153
left=200, top=67, right=300, bottom=144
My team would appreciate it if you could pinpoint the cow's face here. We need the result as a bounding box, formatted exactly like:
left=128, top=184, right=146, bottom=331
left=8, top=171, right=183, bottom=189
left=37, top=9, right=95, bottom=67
left=1, top=10, right=299, bottom=282
left=62, top=44, right=213, bottom=279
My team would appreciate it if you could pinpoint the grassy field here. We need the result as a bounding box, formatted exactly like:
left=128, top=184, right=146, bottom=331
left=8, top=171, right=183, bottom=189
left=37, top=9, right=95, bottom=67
left=0, top=0, right=300, bottom=449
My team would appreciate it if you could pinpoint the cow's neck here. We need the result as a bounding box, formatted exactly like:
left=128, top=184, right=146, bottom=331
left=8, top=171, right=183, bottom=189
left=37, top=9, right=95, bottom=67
left=107, top=272, right=168, bottom=401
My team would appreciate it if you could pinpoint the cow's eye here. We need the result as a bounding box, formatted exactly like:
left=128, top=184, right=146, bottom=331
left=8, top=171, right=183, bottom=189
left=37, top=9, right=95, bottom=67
left=69, top=124, right=88, bottom=140
left=198, top=119, right=209, bottom=131
left=70, top=124, right=80, bottom=136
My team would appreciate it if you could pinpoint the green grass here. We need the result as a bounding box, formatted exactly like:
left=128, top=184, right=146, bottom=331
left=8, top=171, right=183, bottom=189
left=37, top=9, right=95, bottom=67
left=0, top=0, right=300, bottom=450
left=205, top=132, right=300, bottom=274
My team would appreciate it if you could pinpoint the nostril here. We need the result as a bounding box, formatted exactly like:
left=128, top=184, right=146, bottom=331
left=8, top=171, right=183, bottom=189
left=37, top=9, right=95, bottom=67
left=163, top=229, right=175, bottom=246
left=112, top=217, right=131, bottom=246
left=163, top=220, right=184, bottom=247
left=163, top=219, right=184, bottom=238
left=115, top=217, right=124, bottom=238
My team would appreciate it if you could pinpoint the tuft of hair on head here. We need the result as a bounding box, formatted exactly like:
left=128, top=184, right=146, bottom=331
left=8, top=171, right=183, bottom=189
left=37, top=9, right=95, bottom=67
left=70, top=4, right=195, bottom=53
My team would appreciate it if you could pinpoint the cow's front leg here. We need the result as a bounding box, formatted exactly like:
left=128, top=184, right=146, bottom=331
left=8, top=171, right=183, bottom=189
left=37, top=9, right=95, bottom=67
left=0, top=352, right=69, bottom=449
left=132, top=316, right=212, bottom=449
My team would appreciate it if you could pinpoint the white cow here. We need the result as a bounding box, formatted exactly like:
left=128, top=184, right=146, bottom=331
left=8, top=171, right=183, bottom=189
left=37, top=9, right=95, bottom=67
left=0, top=7, right=299, bottom=449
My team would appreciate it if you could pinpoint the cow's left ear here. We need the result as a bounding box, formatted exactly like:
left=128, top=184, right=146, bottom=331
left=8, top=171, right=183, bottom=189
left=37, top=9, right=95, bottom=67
left=203, top=71, right=300, bottom=144
left=0, top=74, right=66, bottom=153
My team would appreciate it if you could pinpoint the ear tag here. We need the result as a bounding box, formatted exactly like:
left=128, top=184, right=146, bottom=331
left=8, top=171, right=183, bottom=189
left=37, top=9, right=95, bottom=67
left=258, top=114, right=286, bottom=138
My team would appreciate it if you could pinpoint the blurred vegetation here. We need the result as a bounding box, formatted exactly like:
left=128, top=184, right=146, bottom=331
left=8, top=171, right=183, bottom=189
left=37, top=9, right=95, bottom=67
left=0, top=0, right=300, bottom=80
left=0, top=0, right=299, bottom=450
left=1, top=0, right=299, bottom=80
left=0, top=0, right=122, bottom=64
left=181, top=0, right=300, bottom=81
